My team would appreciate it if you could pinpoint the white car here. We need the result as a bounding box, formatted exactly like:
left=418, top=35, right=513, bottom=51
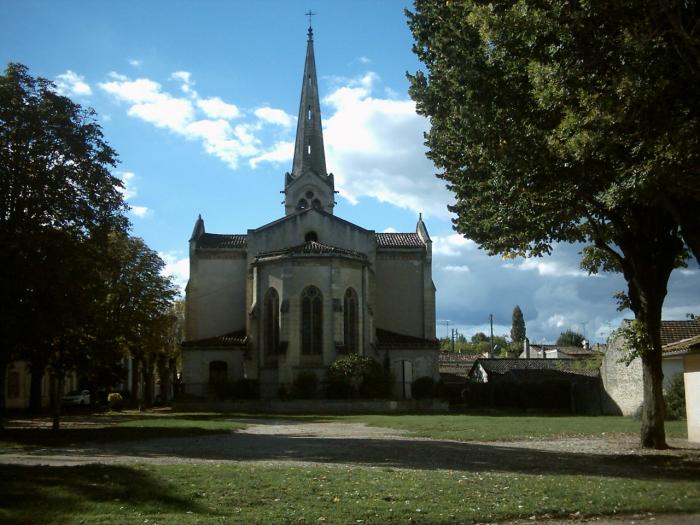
left=62, top=389, right=91, bottom=406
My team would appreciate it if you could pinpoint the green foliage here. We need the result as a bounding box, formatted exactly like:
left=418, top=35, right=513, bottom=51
left=326, top=354, right=391, bottom=399
left=510, top=305, right=526, bottom=344
left=556, top=330, right=585, bottom=348
left=292, top=372, right=319, bottom=399
left=406, top=0, right=700, bottom=447
left=411, top=376, right=436, bottom=399
left=664, top=373, right=686, bottom=421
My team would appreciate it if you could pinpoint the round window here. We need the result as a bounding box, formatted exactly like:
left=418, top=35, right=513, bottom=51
left=305, top=190, right=314, bottom=199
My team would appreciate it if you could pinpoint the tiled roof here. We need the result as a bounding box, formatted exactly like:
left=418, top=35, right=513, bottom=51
left=182, top=330, right=247, bottom=348
left=197, top=233, right=247, bottom=249
left=663, top=334, right=700, bottom=355
left=255, top=241, right=367, bottom=261
left=375, top=232, right=424, bottom=248
left=439, top=353, right=478, bottom=378
left=376, top=328, right=439, bottom=349
left=471, top=358, right=600, bottom=378
left=659, top=320, right=700, bottom=346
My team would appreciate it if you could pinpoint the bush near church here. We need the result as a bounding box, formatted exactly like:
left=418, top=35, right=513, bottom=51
left=326, top=354, right=392, bottom=399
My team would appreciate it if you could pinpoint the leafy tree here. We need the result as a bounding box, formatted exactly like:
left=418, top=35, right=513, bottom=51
left=511, top=306, right=526, bottom=346
left=556, top=330, right=585, bottom=348
left=471, top=332, right=488, bottom=344
left=407, top=0, right=699, bottom=449
left=0, top=63, right=127, bottom=428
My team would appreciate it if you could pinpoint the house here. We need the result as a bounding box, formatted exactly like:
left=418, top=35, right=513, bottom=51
left=181, top=27, right=439, bottom=400
left=467, top=358, right=602, bottom=413
left=3, top=360, right=79, bottom=410
left=662, top=334, right=700, bottom=442
left=600, top=319, right=700, bottom=416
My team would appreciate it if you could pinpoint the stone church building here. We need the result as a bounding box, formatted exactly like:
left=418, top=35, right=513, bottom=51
left=182, top=28, right=438, bottom=399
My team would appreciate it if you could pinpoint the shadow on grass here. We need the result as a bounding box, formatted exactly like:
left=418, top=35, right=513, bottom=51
left=0, top=463, right=206, bottom=524
left=0, top=427, right=228, bottom=449
left=66, top=432, right=700, bottom=482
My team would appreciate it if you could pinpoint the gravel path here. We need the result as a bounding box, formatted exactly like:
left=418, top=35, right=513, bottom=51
left=2, top=418, right=699, bottom=482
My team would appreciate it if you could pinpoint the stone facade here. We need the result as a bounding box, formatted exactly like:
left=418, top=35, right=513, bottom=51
left=182, top=28, right=438, bottom=399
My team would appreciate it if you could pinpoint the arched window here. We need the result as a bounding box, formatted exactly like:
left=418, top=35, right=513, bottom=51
left=264, top=288, right=280, bottom=358
left=297, top=198, right=308, bottom=210
left=305, top=231, right=318, bottom=242
left=312, top=198, right=322, bottom=209
left=301, top=286, right=323, bottom=355
left=344, top=288, right=359, bottom=353
left=209, top=361, right=228, bottom=384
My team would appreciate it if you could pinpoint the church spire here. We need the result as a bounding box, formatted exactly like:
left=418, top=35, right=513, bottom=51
left=284, top=25, right=335, bottom=216
left=291, top=26, right=327, bottom=178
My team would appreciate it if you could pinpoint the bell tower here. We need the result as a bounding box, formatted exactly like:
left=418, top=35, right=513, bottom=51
left=283, top=26, right=335, bottom=215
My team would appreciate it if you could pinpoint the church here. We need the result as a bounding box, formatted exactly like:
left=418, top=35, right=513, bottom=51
left=182, top=27, right=438, bottom=399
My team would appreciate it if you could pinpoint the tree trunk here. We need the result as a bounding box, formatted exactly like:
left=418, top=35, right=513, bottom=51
left=157, top=357, right=170, bottom=404
left=130, top=356, right=141, bottom=409
left=616, top=214, right=683, bottom=449
left=29, top=366, right=44, bottom=413
left=143, top=360, right=153, bottom=408
left=0, top=358, right=7, bottom=431
left=52, top=372, right=64, bottom=431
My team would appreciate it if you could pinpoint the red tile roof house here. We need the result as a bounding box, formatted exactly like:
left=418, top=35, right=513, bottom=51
left=600, top=319, right=700, bottom=428
left=663, top=334, right=700, bottom=442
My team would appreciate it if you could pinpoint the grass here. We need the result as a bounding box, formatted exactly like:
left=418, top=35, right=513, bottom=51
left=1, top=462, right=699, bottom=524
left=0, top=411, right=246, bottom=449
left=341, top=413, right=690, bottom=441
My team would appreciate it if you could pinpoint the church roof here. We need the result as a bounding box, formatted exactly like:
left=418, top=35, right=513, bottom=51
left=376, top=328, right=439, bottom=350
left=197, top=233, right=247, bottom=249
left=255, top=240, right=367, bottom=261
left=375, top=232, right=425, bottom=248
left=181, top=330, right=247, bottom=348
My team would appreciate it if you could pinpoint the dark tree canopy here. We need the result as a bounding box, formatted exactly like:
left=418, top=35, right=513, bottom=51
left=556, top=329, right=585, bottom=348
left=510, top=305, right=526, bottom=344
left=407, top=1, right=700, bottom=448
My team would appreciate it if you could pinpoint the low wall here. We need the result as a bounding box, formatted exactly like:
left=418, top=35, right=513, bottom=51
left=174, top=398, right=449, bottom=414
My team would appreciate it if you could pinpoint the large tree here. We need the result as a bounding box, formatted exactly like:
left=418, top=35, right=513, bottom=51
left=556, top=329, right=585, bottom=348
left=0, top=63, right=128, bottom=428
left=510, top=305, right=526, bottom=347
left=407, top=1, right=700, bottom=448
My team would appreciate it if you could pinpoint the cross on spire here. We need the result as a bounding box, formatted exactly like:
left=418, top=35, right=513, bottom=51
left=305, top=9, right=316, bottom=30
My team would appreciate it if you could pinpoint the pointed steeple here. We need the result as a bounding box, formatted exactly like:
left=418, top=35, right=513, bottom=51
left=284, top=26, right=335, bottom=216
left=291, top=27, right=327, bottom=178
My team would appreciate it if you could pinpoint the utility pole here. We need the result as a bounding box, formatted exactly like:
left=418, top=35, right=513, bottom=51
left=489, top=314, right=494, bottom=358
left=438, top=319, right=451, bottom=339
left=451, top=328, right=456, bottom=353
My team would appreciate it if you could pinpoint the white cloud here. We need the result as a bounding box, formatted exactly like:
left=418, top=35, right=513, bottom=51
left=160, top=252, right=189, bottom=293
left=382, top=227, right=398, bottom=233
left=55, top=70, right=92, bottom=96
left=117, top=171, right=137, bottom=200
left=432, top=233, right=476, bottom=256
left=254, top=107, right=295, bottom=127
left=250, top=141, right=294, bottom=168
left=171, top=70, right=196, bottom=96
left=130, top=205, right=152, bottom=218
left=547, top=314, right=568, bottom=329
left=197, top=97, right=240, bottom=119
left=100, top=73, right=261, bottom=169
left=511, top=258, right=591, bottom=278
left=323, top=72, right=453, bottom=219
left=443, top=265, right=471, bottom=273
left=129, top=59, right=142, bottom=68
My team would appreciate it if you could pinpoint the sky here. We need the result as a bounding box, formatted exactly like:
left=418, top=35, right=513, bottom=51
left=2, top=0, right=699, bottom=344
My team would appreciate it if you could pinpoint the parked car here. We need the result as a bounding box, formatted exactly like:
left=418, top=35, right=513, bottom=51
left=62, top=389, right=91, bottom=406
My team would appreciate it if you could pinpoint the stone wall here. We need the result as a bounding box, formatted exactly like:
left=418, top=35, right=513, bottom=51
left=599, top=331, right=643, bottom=415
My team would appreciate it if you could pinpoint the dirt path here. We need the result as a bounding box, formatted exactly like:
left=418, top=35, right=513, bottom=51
left=2, top=418, right=699, bottom=482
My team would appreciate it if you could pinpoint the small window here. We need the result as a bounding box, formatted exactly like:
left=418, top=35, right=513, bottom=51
left=344, top=288, right=359, bottom=353
left=305, top=190, right=314, bottom=199
left=298, top=198, right=308, bottom=209
left=307, top=144, right=311, bottom=154
left=307, top=105, right=312, bottom=120
left=312, top=198, right=322, bottom=209
left=305, top=231, right=318, bottom=242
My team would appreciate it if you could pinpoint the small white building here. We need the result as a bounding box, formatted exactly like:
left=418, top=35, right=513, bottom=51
left=182, top=28, right=439, bottom=399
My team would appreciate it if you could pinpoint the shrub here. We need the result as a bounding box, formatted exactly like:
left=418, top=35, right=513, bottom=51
left=232, top=378, right=260, bottom=400
left=326, top=354, right=392, bottom=399
left=411, top=376, right=436, bottom=399
left=664, top=373, right=686, bottom=420
left=292, top=372, right=319, bottom=398
left=107, top=392, right=123, bottom=410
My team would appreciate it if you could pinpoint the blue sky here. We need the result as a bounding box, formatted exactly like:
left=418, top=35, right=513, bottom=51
left=3, top=0, right=698, bottom=344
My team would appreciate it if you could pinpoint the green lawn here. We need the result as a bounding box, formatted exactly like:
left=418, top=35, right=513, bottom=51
left=341, top=413, right=690, bottom=442
left=1, top=462, right=698, bottom=524
left=0, top=411, right=245, bottom=449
